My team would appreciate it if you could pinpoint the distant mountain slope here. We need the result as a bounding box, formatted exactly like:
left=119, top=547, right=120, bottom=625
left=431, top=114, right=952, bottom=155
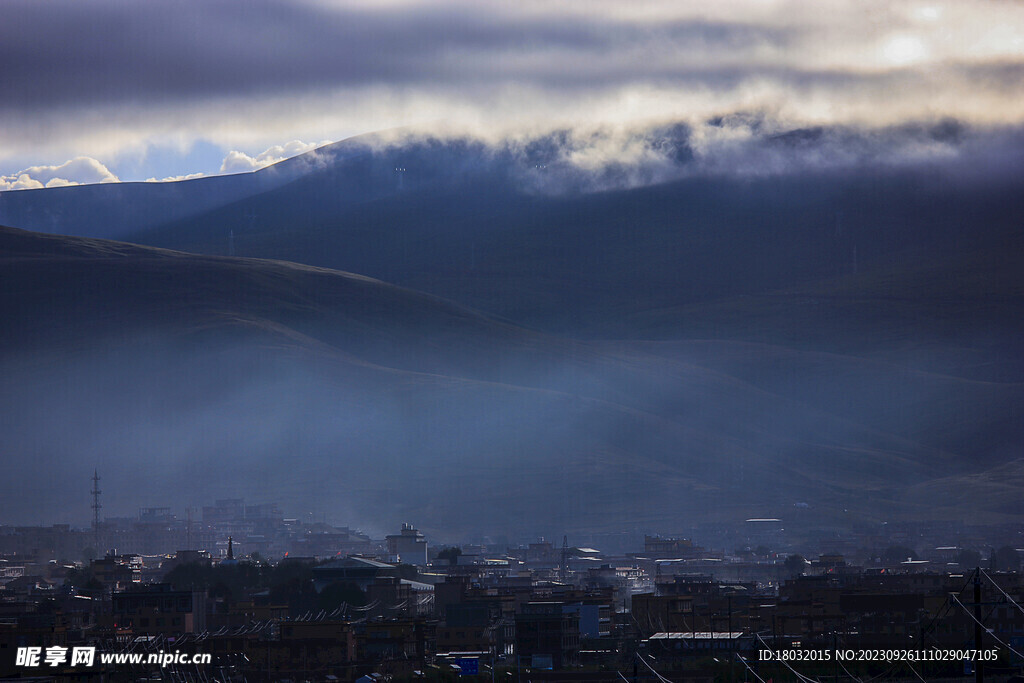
left=128, top=150, right=1024, bottom=338
left=3, top=226, right=1023, bottom=536
left=6, top=133, right=1023, bottom=337
left=624, top=237, right=1024, bottom=362
left=0, top=135, right=377, bottom=239
left=0, top=172, right=256, bottom=238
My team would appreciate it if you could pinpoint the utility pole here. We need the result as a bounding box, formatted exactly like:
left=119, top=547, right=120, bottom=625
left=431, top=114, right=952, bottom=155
left=833, top=630, right=839, bottom=683
left=729, top=595, right=734, bottom=683
left=561, top=535, right=569, bottom=581
left=975, top=567, right=984, bottom=683
left=692, top=610, right=697, bottom=664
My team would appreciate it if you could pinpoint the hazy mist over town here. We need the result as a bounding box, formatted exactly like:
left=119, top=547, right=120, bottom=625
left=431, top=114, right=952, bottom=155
left=2, top=0, right=1024, bottom=544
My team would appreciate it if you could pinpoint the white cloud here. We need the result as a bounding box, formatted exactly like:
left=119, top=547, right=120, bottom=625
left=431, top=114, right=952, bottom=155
left=0, top=156, right=119, bottom=190
left=45, top=177, right=77, bottom=188
left=219, top=140, right=331, bottom=174
left=145, top=172, right=206, bottom=183
left=0, top=173, right=44, bottom=190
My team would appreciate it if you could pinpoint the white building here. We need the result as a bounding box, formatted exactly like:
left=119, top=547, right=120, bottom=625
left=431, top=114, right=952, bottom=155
left=386, top=523, right=428, bottom=566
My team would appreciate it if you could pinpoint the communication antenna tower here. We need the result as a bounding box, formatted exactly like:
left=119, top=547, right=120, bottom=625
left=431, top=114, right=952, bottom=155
left=91, top=470, right=102, bottom=550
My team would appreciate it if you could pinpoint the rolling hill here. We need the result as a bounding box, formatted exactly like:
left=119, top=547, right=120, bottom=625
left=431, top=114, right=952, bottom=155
left=6, top=132, right=1023, bottom=339
left=3, top=225, right=1023, bottom=537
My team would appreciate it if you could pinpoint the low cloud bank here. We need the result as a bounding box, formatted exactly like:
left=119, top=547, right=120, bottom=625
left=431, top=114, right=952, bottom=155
left=364, top=116, right=1024, bottom=194
left=0, top=157, right=119, bottom=190
left=5, top=117, right=1023, bottom=196
left=220, top=140, right=332, bottom=174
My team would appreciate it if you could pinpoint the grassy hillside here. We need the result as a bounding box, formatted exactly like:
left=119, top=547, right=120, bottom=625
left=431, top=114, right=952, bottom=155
left=127, top=151, right=1024, bottom=338
left=3, top=226, right=1023, bottom=534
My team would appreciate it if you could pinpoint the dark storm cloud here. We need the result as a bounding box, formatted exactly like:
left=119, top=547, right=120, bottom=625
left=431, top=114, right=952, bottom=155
left=3, top=0, right=1024, bottom=179
left=0, top=0, right=796, bottom=110
left=9, top=0, right=1021, bottom=113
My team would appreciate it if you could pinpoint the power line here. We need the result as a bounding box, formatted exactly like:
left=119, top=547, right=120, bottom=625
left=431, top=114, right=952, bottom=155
left=754, top=634, right=817, bottom=683
left=920, top=569, right=977, bottom=647
left=980, top=568, right=1024, bottom=617
left=838, top=659, right=864, bottom=683
left=733, top=653, right=768, bottom=683
left=905, top=661, right=928, bottom=683
left=950, top=594, right=1024, bottom=660
left=636, top=653, right=671, bottom=683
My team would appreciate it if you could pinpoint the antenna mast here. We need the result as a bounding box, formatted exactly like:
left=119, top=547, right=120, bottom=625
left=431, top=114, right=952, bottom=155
left=90, top=470, right=102, bottom=551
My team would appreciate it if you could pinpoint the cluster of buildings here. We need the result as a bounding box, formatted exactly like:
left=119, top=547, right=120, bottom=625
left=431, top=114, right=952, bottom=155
left=2, top=507, right=1024, bottom=681
left=0, top=499, right=378, bottom=561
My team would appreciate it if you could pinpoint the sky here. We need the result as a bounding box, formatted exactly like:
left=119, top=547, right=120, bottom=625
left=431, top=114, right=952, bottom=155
left=2, top=0, right=1024, bottom=189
